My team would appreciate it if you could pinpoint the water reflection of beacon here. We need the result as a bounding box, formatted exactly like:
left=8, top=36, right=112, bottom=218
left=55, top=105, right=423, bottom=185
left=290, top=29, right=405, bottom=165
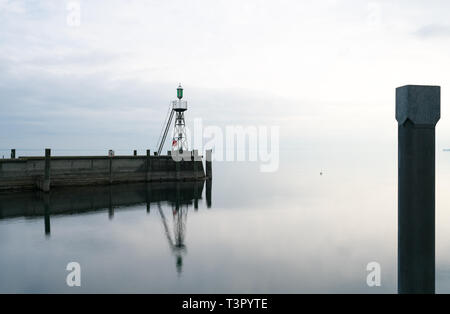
left=172, top=84, right=188, bottom=153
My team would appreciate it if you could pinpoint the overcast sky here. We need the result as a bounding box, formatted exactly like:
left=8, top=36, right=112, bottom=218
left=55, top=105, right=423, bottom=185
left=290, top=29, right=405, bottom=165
left=1, top=0, right=450, bottom=153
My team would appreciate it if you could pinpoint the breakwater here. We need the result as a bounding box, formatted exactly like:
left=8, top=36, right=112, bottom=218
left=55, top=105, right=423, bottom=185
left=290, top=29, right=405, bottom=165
left=0, top=149, right=212, bottom=192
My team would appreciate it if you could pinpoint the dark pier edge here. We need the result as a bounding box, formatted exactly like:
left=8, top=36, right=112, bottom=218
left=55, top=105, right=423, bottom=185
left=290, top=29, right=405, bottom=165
left=396, top=85, right=440, bottom=294
left=0, top=149, right=210, bottom=192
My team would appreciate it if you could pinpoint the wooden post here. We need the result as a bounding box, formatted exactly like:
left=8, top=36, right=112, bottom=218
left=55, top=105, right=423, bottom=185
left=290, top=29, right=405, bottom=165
left=206, top=149, right=212, bottom=179
left=43, top=148, right=51, bottom=192
left=109, top=152, right=113, bottom=184
left=146, top=149, right=152, bottom=182
left=11, top=149, right=15, bottom=159
left=396, top=85, right=440, bottom=294
left=193, top=150, right=198, bottom=180
left=134, top=150, right=137, bottom=156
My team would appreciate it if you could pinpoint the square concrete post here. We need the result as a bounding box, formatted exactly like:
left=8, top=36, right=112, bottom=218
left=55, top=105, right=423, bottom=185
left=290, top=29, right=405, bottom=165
left=396, top=85, right=440, bottom=294
left=43, top=148, right=51, bottom=192
left=11, top=149, right=15, bottom=159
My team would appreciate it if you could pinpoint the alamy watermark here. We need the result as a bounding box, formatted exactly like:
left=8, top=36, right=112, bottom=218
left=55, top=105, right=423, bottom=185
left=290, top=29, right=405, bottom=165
left=366, top=261, right=381, bottom=287
left=66, top=262, right=81, bottom=287
left=170, top=118, right=280, bottom=173
left=66, top=1, right=81, bottom=27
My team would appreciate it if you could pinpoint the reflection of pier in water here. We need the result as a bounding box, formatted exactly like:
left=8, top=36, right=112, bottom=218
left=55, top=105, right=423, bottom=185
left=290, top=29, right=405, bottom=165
left=0, top=180, right=212, bottom=274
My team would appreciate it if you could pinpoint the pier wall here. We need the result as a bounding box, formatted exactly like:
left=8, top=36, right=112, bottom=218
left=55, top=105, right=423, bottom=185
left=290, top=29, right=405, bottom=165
left=0, top=154, right=206, bottom=191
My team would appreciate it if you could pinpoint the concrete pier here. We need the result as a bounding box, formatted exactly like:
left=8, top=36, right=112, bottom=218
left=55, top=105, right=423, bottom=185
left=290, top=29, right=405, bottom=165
left=396, top=85, right=440, bottom=294
left=0, top=150, right=207, bottom=191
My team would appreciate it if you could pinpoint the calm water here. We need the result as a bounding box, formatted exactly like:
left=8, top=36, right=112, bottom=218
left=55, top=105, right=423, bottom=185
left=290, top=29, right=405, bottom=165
left=1, top=148, right=450, bottom=293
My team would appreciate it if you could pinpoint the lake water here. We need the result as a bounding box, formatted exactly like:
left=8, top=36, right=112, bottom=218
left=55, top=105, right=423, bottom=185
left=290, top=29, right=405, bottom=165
left=1, top=148, right=450, bottom=293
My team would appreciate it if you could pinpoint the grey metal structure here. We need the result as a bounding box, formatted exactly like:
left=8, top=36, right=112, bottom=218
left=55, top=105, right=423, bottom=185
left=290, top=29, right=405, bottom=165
left=156, top=84, right=188, bottom=155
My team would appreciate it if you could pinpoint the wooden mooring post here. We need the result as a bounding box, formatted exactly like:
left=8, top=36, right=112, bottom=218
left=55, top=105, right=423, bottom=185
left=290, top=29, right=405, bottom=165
left=206, top=149, right=212, bottom=179
left=43, top=148, right=51, bottom=192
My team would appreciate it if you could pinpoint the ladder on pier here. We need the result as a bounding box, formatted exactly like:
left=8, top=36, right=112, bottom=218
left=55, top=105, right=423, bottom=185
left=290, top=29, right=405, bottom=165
left=156, top=103, right=174, bottom=155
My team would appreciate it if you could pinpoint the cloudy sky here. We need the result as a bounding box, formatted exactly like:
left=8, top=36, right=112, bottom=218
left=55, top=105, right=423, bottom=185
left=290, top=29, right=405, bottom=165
left=1, top=0, right=450, bottom=153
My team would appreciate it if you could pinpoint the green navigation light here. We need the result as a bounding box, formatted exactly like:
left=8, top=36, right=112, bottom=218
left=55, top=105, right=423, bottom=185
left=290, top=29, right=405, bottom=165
left=177, top=83, right=183, bottom=99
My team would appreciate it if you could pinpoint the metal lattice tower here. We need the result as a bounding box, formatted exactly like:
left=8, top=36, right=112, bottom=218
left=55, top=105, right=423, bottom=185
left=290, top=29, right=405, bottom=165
left=171, top=84, right=188, bottom=153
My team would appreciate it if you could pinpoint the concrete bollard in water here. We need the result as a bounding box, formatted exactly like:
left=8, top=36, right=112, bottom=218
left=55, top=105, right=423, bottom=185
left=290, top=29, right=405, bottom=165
left=11, top=149, right=16, bottom=159
left=396, top=85, right=440, bottom=294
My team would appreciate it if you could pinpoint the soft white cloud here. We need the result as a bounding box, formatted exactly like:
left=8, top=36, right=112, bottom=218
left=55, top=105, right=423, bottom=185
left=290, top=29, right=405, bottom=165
left=1, top=0, right=450, bottom=150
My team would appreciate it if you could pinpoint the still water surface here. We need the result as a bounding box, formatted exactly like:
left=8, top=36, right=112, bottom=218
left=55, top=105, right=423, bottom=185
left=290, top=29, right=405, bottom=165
left=1, top=148, right=450, bottom=293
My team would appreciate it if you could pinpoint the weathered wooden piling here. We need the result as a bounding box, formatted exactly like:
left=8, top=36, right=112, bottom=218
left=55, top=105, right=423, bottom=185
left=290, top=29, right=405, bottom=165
left=11, top=149, right=15, bottom=159
left=146, top=149, right=152, bottom=182
left=193, top=150, right=198, bottom=180
left=109, top=152, right=113, bottom=184
left=43, top=148, right=51, bottom=192
left=396, top=85, right=440, bottom=294
left=206, top=149, right=212, bottom=179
